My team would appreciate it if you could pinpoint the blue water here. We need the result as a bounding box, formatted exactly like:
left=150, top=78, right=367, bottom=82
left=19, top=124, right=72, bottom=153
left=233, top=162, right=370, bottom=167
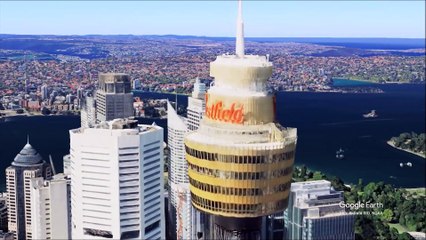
left=0, top=84, right=424, bottom=190
left=332, top=78, right=376, bottom=87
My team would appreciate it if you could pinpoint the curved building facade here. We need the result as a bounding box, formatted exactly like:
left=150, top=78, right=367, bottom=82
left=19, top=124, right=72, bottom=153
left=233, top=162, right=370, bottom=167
left=184, top=2, right=297, bottom=238
left=185, top=55, right=297, bottom=218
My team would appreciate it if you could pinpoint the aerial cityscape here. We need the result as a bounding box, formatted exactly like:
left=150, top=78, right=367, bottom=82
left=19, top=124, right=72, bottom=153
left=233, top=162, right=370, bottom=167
left=0, top=0, right=425, bottom=240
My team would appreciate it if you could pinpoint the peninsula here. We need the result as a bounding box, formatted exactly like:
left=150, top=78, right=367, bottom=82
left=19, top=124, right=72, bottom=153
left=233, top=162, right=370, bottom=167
left=388, top=132, right=426, bottom=158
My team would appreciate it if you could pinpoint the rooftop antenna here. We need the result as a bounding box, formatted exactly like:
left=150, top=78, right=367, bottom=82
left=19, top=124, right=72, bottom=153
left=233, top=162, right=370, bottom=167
left=235, top=0, right=245, bottom=57
left=26, top=134, right=30, bottom=145
left=49, top=155, right=57, bottom=175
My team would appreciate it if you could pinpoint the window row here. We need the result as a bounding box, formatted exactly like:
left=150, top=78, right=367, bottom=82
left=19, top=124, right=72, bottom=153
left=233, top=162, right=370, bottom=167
left=191, top=193, right=260, bottom=214
left=188, top=162, right=292, bottom=180
left=189, top=178, right=262, bottom=196
left=191, top=193, right=288, bottom=214
left=185, top=146, right=294, bottom=164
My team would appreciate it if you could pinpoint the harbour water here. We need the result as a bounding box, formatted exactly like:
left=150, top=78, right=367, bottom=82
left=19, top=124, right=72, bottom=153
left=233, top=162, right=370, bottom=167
left=0, top=83, right=424, bottom=190
left=332, top=78, right=377, bottom=87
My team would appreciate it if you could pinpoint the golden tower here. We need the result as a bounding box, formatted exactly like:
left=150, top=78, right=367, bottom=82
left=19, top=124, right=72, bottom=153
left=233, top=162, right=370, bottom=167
left=185, top=0, right=297, bottom=238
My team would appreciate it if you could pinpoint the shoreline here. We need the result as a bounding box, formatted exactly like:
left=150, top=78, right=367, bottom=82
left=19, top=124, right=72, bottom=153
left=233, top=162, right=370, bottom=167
left=333, top=77, right=419, bottom=85
left=0, top=113, right=166, bottom=122
left=387, top=140, right=426, bottom=159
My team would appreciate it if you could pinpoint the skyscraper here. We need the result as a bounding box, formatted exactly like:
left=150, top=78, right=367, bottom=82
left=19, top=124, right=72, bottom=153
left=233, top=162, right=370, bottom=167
left=187, top=77, right=206, bottom=131
left=80, top=94, right=96, bottom=128
left=167, top=101, right=193, bottom=240
left=40, top=85, right=49, bottom=100
left=62, top=154, right=71, bottom=176
left=184, top=1, right=297, bottom=239
left=95, top=73, right=134, bottom=122
left=6, top=139, right=51, bottom=240
left=0, top=193, right=7, bottom=232
left=284, top=180, right=355, bottom=240
left=30, top=173, right=71, bottom=240
left=168, top=76, right=208, bottom=240
left=132, top=79, right=142, bottom=90
left=69, top=118, right=165, bottom=239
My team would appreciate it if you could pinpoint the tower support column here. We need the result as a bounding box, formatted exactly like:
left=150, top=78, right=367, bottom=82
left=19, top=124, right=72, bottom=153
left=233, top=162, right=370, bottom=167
left=212, top=216, right=262, bottom=240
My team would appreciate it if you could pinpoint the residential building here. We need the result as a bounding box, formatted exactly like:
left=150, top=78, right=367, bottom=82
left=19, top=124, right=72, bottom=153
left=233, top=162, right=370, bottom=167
left=69, top=118, right=165, bottom=239
left=30, top=173, right=71, bottom=240
left=284, top=180, right=355, bottom=240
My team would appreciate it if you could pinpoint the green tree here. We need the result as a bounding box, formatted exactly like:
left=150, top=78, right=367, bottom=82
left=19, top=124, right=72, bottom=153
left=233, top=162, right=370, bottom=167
left=355, top=216, right=378, bottom=240
left=381, top=209, right=394, bottom=222
left=312, top=171, right=325, bottom=180
left=398, top=232, right=415, bottom=240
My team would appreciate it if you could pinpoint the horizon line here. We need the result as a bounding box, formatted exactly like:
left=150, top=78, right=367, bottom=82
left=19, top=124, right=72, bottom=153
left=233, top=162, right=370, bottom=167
left=0, top=33, right=425, bottom=40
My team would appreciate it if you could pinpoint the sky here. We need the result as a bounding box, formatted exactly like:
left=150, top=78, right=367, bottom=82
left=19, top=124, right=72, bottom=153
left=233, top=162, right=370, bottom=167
left=0, top=1, right=425, bottom=38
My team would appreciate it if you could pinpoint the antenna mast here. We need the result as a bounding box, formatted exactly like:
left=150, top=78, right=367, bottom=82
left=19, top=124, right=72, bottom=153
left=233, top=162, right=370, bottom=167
left=235, top=0, right=245, bottom=57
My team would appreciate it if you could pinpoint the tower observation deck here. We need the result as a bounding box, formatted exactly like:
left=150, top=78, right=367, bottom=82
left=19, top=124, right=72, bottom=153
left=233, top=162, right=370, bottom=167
left=184, top=1, right=297, bottom=239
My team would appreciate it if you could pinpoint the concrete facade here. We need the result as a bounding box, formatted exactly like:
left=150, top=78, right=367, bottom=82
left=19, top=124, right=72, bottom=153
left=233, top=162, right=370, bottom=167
left=70, top=119, right=165, bottom=239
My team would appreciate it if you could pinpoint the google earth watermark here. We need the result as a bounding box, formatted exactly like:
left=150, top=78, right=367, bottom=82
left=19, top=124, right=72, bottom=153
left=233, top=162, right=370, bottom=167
left=339, top=201, right=384, bottom=215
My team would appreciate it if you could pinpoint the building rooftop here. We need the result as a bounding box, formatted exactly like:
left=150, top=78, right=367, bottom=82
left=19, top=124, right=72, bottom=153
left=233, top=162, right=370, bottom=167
left=213, top=54, right=272, bottom=68
left=99, top=73, right=130, bottom=83
left=97, top=73, right=131, bottom=94
left=12, top=139, right=44, bottom=167
left=291, top=180, right=331, bottom=190
left=70, top=118, right=162, bottom=136
left=167, top=100, right=187, bottom=131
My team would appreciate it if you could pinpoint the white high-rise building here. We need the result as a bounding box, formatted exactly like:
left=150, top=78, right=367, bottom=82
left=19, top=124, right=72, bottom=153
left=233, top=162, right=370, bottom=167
left=186, top=78, right=207, bottom=239
left=80, top=95, right=96, bottom=128
left=284, top=180, right=355, bottom=240
left=187, top=77, right=206, bottom=131
left=167, top=100, right=188, bottom=207
left=5, top=140, right=51, bottom=240
left=66, top=94, right=74, bottom=104
left=167, top=77, right=207, bottom=239
left=132, top=79, right=141, bottom=90
left=70, top=118, right=165, bottom=240
left=30, top=173, right=71, bottom=240
left=63, top=154, right=71, bottom=176
left=167, top=101, right=193, bottom=240
left=40, top=85, right=49, bottom=100
left=95, top=73, right=134, bottom=123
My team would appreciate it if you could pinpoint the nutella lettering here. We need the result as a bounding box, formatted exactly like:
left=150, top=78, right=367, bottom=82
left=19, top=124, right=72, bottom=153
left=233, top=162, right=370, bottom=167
left=205, top=94, right=244, bottom=124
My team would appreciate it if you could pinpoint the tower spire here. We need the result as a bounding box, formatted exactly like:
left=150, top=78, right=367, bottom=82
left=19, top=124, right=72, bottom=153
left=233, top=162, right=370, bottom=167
left=236, top=0, right=245, bottom=57
left=27, top=134, right=30, bottom=145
